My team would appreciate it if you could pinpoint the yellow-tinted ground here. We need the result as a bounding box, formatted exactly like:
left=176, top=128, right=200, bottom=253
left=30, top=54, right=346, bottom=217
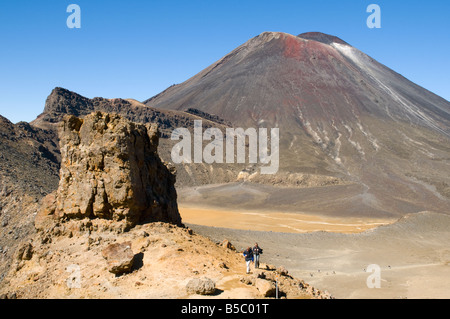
left=179, top=205, right=395, bottom=234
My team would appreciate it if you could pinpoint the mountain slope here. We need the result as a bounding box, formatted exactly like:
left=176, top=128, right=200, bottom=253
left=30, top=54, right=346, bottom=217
left=0, top=115, right=60, bottom=284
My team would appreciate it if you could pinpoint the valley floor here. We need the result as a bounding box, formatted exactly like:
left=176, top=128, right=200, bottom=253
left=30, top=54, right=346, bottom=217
left=183, top=207, right=450, bottom=299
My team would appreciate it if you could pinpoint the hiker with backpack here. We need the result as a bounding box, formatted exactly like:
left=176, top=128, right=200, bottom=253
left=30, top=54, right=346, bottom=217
left=252, top=243, right=263, bottom=269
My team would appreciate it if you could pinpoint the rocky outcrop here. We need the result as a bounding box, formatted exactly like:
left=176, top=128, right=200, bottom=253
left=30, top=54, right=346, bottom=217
left=36, top=112, right=182, bottom=230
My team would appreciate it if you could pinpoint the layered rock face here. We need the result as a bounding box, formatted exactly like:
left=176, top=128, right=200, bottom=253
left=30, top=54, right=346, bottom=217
left=37, top=112, right=181, bottom=230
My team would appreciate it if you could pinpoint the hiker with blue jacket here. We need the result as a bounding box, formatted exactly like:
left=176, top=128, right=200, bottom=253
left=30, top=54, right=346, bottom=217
left=243, top=247, right=254, bottom=274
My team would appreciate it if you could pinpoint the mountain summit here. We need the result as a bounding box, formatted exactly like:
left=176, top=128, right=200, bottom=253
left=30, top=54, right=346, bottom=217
left=144, top=31, right=449, bottom=133
left=144, top=31, right=450, bottom=217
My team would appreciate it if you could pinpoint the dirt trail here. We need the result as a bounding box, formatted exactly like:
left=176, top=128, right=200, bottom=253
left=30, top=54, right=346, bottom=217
left=0, top=220, right=330, bottom=299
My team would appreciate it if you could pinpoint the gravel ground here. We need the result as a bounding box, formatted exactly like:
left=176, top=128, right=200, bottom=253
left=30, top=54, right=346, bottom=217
left=186, top=211, right=450, bottom=299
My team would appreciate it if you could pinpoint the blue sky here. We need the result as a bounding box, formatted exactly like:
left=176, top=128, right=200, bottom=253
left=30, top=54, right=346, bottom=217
left=0, top=0, right=449, bottom=123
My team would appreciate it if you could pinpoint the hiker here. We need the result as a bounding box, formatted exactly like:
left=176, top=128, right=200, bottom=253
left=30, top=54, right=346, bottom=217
left=252, top=243, right=263, bottom=269
left=243, top=247, right=254, bottom=274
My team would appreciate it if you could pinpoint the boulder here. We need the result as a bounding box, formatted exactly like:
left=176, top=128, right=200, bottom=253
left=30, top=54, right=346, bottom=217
left=102, top=241, right=135, bottom=275
left=221, top=239, right=235, bottom=250
left=276, top=266, right=289, bottom=276
left=186, top=278, right=216, bottom=295
left=255, top=278, right=276, bottom=297
left=16, top=242, right=33, bottom=261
